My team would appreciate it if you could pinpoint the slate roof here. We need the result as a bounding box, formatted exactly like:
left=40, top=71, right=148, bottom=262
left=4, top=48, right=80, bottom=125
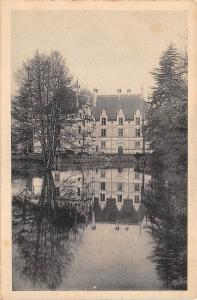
left=95, top=94, right=146, bottom=121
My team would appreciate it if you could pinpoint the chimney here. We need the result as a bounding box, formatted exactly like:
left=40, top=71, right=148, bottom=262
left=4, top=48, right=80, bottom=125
left=93, top=88, right=98, bottom=107
left=117, top=89, right=121, bottom=100
left=127, top=89, right=131, bottom=95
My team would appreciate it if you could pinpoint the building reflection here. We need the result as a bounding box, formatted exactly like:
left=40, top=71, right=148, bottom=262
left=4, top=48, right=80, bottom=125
left=11, top=166, right=151, bottom=290
left=94, top=168, right=151, bottom=212
left=12, top=166, right=151, bottom=226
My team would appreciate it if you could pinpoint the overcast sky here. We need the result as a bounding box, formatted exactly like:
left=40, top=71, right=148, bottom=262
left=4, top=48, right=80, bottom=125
left=12, top=10, right=187, bottom=98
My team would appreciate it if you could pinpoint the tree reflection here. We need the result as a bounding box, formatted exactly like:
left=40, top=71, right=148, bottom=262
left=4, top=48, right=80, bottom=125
left=12, top=171, right=88, bottom=290
left=144, top=162, right=187, bottom=290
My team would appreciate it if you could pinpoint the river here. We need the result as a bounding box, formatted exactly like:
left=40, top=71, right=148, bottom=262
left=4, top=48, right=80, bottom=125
left=12, top=163, right=186, bottom=290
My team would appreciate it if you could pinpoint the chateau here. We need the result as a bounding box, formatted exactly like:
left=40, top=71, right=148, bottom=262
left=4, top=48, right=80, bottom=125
left=94, top=90, right=146, bottom=154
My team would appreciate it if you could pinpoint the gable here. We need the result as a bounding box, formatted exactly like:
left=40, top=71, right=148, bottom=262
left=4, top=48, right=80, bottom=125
left=95, top=95, right=146, bottom=121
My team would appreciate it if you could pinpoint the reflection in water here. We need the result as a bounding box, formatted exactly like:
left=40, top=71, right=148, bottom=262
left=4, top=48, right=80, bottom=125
left=12, top=171, right=90, bottom=290
left=144, top=165, right=187, bottom=290
left=12, top=164, right=185, bottom=290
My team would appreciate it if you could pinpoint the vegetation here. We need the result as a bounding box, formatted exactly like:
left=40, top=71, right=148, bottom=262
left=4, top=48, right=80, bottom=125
left=145, top=43, right=187, bottom=173
left=143, top=43, right=187, bottom=289
left=12, top=51, right=93, bottom=169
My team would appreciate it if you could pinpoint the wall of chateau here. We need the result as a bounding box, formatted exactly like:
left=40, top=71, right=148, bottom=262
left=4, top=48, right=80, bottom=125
left=94, top=109, right=144, bottom=154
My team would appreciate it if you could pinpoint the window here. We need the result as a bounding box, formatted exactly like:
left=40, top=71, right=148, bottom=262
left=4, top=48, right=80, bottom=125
left=118, top=117, right=123, bottom=125
left=78, top=188, right=81, bottom=196
left=101, top=182, right=105, bottom=190
left=136, top=117, right=140, bottom=125
left=135, top=172, right=140, bottom=179
left=101, top=118, right=106, bottom=126
left=78, top=177, right=81, bottom=181
left=118, top=129, right=124, bottom=137
left=78, top=126, right=81, bottom=134
left=135, top=183, right=140, bottom=191
left=101, top=141, right=106, bottom=149
left=135, top=142, right=140, bottom=149
left=100, top=193, right=105, bottom=202
left=135, top=128, right=141, bottom=137
left=117, top=195, right=123, bottom=202
left=134, top=195, right=140, bottom=203
left=101, top=171, right=105, bottom=178
left=101, top=129, right=106, bottom=137
left=118, top=183, right=123, bottom=191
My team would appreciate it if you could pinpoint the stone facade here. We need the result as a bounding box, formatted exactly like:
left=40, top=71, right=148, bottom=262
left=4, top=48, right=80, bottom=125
left=94, top=94, right=146, bottom=154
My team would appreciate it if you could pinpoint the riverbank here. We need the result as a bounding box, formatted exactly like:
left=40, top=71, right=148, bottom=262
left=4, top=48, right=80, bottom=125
left=12, top=152, right=151, bottom=174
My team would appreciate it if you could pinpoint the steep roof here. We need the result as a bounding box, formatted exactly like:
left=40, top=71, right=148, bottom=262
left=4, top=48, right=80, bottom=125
left=95, top=94, right=146, bottom=121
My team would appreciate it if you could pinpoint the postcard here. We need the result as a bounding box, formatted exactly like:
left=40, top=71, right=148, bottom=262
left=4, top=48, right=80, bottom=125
left=1, top=1, right=197, bottom=299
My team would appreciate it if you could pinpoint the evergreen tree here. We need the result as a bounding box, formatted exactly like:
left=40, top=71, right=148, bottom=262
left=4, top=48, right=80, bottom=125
left=145, top=43, right=187, bottom=172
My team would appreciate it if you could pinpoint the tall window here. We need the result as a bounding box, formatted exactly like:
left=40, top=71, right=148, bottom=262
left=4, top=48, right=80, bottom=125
left=118, top=183, right=123, bottom=191
left=135, top=183, right=140, bottom=191
left=78, top=187, right=81, bottom=196
left=135, top=141, right=140, bottom=149
left=101, top=118, right=106, bottom=126
left=101, top=182, right=105, bottom=190
left=134, top=195, right=140, bottom=203
left=101, top=171, right=105, bottom=178
left=78, top=125, right=81, bottom=134
left=118, top=117, right=123, bottom=125
left=117, top=195, right=123, bottom=202
left=136, top=117, right=140, bottom=125
left=118, top=129, right=124, bottom=137
left=135, top=172, right=140, bottom=179
left=101, top=129, right=106, bottom=137
left=135, top=128, right=141, bottom=137
left=100, top=193, right=105, bottom=202
left=101, top=141, right=106, bottom=149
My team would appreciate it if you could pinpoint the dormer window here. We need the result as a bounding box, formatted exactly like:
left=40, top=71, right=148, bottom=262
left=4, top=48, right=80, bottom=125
left=101, top=117, right=106, bottom=126
left=118, top=117, right=123, bottom=125
left=136, top=117, right=141, bottom=125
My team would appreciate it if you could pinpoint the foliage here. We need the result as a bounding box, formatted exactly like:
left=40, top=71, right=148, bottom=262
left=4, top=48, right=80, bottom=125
left=143, top=43, right=187, bottom=289
left=12, top=51, right=77, bottom=168
left=145, top=43, right=187, bottom=172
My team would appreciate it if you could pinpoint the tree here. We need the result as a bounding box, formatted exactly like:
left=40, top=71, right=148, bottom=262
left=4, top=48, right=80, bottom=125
left=145, top=43, right=187, bottom=172
left=12, top=51, right=77, bottom=169
left=143, top=44, right=187, bottom=288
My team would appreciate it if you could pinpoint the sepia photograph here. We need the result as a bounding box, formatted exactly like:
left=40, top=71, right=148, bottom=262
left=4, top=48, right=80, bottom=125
left=1, top=1, right=197, bottom=299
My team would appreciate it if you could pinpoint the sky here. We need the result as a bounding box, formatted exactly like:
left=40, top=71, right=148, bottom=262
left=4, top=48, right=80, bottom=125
left=11, top=10, right=187, bottom=98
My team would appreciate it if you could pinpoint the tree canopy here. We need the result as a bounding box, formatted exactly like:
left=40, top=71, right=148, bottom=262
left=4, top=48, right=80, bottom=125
left=145, top=43, right=187, bottom=172
left=12, top=51, right=78, bottom=168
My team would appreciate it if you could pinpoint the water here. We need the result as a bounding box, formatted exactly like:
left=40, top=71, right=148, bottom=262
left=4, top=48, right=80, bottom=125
left=12, top=163, right=185, bottom=290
